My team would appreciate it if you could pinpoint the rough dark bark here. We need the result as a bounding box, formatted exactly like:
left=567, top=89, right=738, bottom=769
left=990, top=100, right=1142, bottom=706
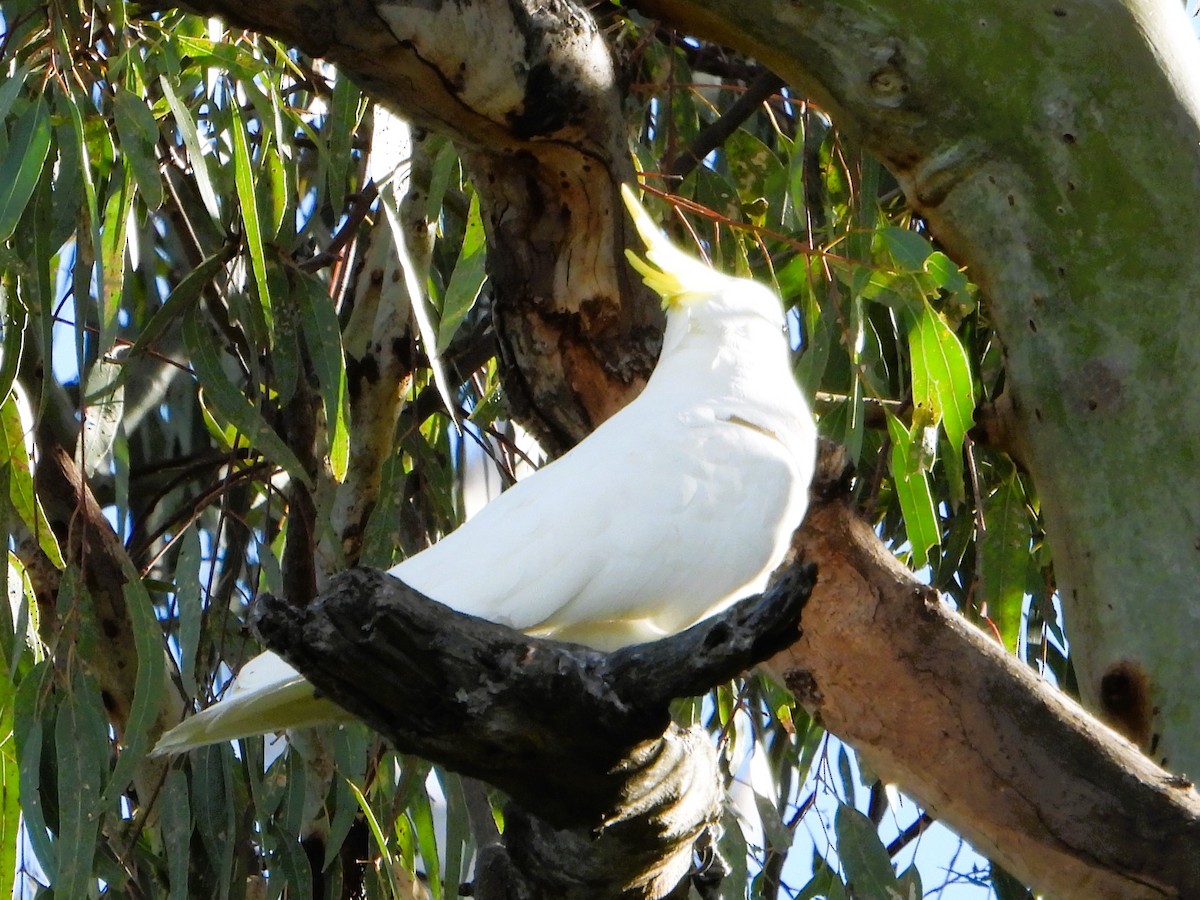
left=251, top=564, right=815, bottom=899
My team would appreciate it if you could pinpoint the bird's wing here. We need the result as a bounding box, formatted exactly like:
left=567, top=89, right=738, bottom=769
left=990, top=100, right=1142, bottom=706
left=393, top=399, right=807, bottom=649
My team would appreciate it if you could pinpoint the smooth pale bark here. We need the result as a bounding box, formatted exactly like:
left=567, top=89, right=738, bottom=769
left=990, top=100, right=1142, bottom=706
left=635, top=0, right=1200, bottom=775
left=773, top=463, right=1200, bottom=899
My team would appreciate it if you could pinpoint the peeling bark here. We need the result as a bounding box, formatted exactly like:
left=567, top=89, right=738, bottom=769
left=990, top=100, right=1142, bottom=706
left=176, top=0, right=664, bottom=452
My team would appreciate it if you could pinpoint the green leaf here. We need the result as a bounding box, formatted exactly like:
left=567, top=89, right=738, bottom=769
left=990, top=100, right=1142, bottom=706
left=0, top=283, right=27, bottom=406
left=113, top=86, right=164, bottom=209
left=0, top=393, right=64, bottom=568
left=100, top=576, right=166, bottom=805
left=325, top=71, right=361, bottom=213
left=14, top=660, right=56, bottom=880
left=191, top=745, right=236, bottom=900
left=159, top=768, right=192, bottom=900
left=296, top=273, right=350, bottom=481
left=98, top=168, right=134, bottom=354
left=887, top=413, right=940, bottom=568
left=130, top=241, right=236, bottom=358
left=896, top=863, right=924, bottom=899
left=0, top=660, right=20, bottom=900
left=182, top=305, right=312, bottom=487
left=437, top=191, right=488, bottom=353
left=347, top=778, right=402, bottom=898
left=409, top=782, right=443, bottom=900
left=834, top=804, right=898, bottom=896
left=55, top=665, right=109, bottom=898
left=980, top=475, right=1033, bottom=651
left=159, top=77, right=223, bottom=226
left=175, top=527, right=203, bottom=697
left=0, top=98, right=52, bottom=243
left=909, top=301, right=975, bottom=453
left=79, top=355, right=124, bottom=477
left=269, top=825, right=313, bottom=900
left=230, top=98, right=273, bottom=336
left=882, top=226, right=932, bottom=271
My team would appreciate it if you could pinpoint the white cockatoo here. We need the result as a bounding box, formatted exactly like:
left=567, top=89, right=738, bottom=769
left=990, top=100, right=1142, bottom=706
left=152, top=186, right=816, bottom=756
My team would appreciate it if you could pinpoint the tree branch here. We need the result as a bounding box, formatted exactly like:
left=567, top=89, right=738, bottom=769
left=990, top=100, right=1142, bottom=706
left=251, top=563, right=814, bottom=898
left=769, top=445, right=1200, bottom=899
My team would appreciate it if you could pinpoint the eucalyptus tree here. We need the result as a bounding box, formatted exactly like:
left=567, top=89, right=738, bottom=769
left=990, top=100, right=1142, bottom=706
left=0, top=0, right=1197, bottom=897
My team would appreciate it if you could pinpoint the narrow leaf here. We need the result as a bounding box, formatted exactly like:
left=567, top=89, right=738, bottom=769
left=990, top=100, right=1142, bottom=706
left=112, top=87, right=163, bottom=209
left=230, top=99, right=272, bottom=335
left=130, top=241, right=235, bottom=358
left=887, top=413, right=940, bottom=568
left=98, top=169, right=134, bottom=354
left=55, top=666, right=108, bottom=898
left=437, top=192, right=487, bottom=353
left=296, top=273, right=350, bottom=481
left=834, top=804, right=897, bottom=896
left=79, top=354, right=124, bottom=477
left=100, top=576, right=166, bottom=805
left=175, top=527, right=203, bottom=697
left=182, top=306, right=311, bottom=486
left=0, top=660, right=19, bottom=900
left=13, top=661, right=55, bottom=880
left=382, top=187, right=459, bottom=428
left=0, top=98, right=52, bottom=242
left=0, top=393, right=63, bottom=568
left=980, top=475, right=1033, bottom=651
left=159, top=768, right=192, bottom=900
left=159, top=77, right=222, bottom=226
left=909, top=301, right=975, bottom=453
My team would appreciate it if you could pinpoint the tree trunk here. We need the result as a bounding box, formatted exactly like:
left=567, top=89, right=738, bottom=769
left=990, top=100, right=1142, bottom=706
left=633, top=0, right=1200, bottom=776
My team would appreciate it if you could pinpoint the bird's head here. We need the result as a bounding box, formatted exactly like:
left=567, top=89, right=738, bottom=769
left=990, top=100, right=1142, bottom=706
left=621, top=184, right=786, bottom=335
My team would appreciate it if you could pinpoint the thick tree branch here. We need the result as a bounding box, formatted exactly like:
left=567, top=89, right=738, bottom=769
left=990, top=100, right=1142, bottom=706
left=632, top=0, right=1200, bottom=777
left=769, top=446, right=1200, bottom=899
left=252, top=564, right=814, bottom=899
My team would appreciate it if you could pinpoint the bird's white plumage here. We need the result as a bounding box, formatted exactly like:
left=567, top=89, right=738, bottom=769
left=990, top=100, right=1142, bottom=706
left=152, top=186, right=816, bottom=756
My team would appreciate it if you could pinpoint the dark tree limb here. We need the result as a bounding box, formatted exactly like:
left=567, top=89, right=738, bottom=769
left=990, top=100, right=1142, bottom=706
left=251, top=563, right=815, bottom=899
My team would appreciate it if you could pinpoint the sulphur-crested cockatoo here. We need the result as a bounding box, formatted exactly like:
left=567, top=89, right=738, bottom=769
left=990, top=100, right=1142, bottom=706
left=153, top=186, right=816, bottom=756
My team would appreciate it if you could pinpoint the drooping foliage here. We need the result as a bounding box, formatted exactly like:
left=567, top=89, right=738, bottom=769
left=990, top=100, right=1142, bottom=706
left=0, top=2, right=1053, bottom=896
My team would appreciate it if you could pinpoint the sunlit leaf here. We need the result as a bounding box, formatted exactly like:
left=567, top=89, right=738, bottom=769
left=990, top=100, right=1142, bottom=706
left=230, top=97, right=273, bottom=336
left=887, top=412, right=940, bottom=568
left=159, top=77, right=223, bottom=226
left=437, top=191, right=487, bottom=353
left=909, top=300, right=975, bottom=453
left=0, top=393, right=63, bottom=568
